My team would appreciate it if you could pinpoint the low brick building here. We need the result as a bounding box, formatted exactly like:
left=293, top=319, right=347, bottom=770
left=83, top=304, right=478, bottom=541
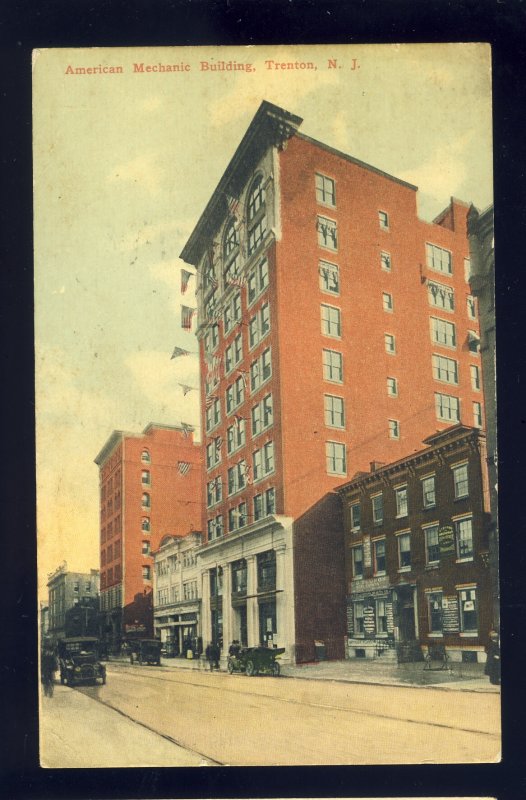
left=338, top=425, right=493, bottom=663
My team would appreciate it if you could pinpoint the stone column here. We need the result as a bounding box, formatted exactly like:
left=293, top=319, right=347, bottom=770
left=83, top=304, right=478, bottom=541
left=200, top=568, right=211, bottom=647
left=274, top=545, right=286, bottom=650
left=246, top=555, right=259, bottom=647
left=221, top=562, right=233, bottom=665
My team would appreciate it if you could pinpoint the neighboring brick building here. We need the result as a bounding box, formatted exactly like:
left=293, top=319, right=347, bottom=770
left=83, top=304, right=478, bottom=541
left=47, top=563, right=100, bottom=642
left=180, top=101, right=485, bottom=664
left=337, top=425, right=493, bottom=663
left=468, top=204, right=498, bottom=629
left=152, top=531, right=202, bottom=656
left=94, top=423, right=202, bottom=652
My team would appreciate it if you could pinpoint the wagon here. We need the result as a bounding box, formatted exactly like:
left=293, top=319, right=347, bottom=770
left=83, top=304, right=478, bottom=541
left=227, top=646, right=284, bottom=677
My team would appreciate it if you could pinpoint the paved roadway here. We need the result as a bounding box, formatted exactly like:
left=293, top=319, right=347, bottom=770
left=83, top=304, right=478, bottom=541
left=41, top=663, right=500, bottom=767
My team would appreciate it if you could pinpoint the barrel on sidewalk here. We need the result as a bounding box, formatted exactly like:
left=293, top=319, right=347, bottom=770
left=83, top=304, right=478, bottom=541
left=314, top=640, right=326, bottom=661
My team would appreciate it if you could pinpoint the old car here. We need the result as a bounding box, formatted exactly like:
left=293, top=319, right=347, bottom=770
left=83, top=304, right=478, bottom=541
left=129, top=638, right=162, bottom=665
left=227, top=646, right=284, bottom=677
left=58, top=636, right=106, bottom=686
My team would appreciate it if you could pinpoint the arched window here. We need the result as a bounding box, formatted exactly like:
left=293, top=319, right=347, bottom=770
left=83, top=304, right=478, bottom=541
left=224, top=219, right=239, bottom=258
left=141, top=449, right=151, bottom=463
left=142, top=517, right=150, bottom=532
left=223, top=219, right=240, bottom=284
left=142, top=492, right=150, bottom=509
left=247, top=175, right=265, bottom=221
left=141, top=470, right=151, bottom=486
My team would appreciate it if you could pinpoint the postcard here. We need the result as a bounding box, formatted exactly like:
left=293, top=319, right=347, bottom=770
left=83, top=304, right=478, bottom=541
left=34, top=43, right=499, bottom=768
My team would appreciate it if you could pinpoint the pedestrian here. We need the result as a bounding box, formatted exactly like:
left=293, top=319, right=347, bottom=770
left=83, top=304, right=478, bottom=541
left=41, top=647, right=57, bottom=698
left=229, top=640, right=240, bottom=657
left=212, top=641, right=221, bottom=670
left=484, top=630, right=501, bottom=685
left=205, top=641, right=215, bottom=671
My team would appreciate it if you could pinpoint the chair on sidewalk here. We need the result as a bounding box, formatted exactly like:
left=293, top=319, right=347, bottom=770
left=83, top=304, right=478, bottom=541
left=423, top=644, right=452, bottom=672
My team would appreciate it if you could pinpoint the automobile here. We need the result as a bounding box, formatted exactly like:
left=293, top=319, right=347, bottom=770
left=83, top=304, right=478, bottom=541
left=129, top=638, right=162, bottom=665
left=58, top=637, right=106, bottom=687
left=227, top=646, right=284, bottom=677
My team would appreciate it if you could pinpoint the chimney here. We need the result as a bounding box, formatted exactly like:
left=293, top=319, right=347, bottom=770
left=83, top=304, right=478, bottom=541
left=370, top=461, right=385, bottom=473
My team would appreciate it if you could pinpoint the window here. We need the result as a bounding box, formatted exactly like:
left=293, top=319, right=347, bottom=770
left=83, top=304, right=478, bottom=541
left=426, top=243, right=452, bottom=275
left=226, top=375, right=245, bottom=414
left=326, top=441, right=346, bottom=475
left=373, top=539, right=386, bottom=574
left=456, top=517, right=474, bottom=559
left=427, top=591, right=444, bottom=633
left=428, top=281, right=455, bottom=312
left=464, top=257, right=471, bottom=282
left=141, top=517, right=150, bottom=532
left=384, top=333, right=396, bottom=354
left=247, top=176, right=267, bottom=255
left=207, top=515, right=223, bottom=541
left=432, top=354, right=458, bottom=384
left=382, top=292, right=394, bottom=312
left=223, top=291, right=242, bottom=334
left=422, top=475, right=436, bottom=508
left=321, top=304, right=341, bottom=337
left=458, top=587, right=478, bottom=632
left=223, top=220, right=240, bottom=284
left=378, top=210, right=389, bottom=230
left=387, top=377, right=398, bottom=397
left=225, top=333, right=243, bottom=375
left=323, top=349, right=343, bottom=383
left=257, top=550, right=276, bottom=592
left=250, top=347, right=272, bottom=391
left=350, top=502, right=361, bottom=531
left=248, top=217, right=267, bottom=255
left=247, top=259, right=269, bottom=305
left=372, top=493, right=383, bottom=524
left=228, top=460, right=248, bottom=496
left=142, top=540, right=150, bottom=556
left=203, top=255, right=218, bottom=292
left=468, top=330, right=480, bottom=354
left=376, top=599, right=388, bottom=633
left=319, top=260, right=339, bottom=294
left=381, top=251, right=391, bottom=271
left=470, top=365, right=481, bottom=391
left=205, top=397, right=221, bottom=432
left=73, top=581, right=79, bottom=593
left=142, top=566, right=151, bottom=581
left=473, top=402, right=483, bottom=428
left=431, top=317, right=456, bottom=348
left=398, top=533, right=411, bottom=569
left=141, top=449, right=151, bottom=463
left=207, top=476, right=223, bottom=507
left=247, top=175, right=265, bottom=221
left=141, top=492, right=150, bottom=509
left=228, top=502, right=247, bottom=532
left=435, top=392, right=460, bottom=423
left=388, top=419, right=400, bottom=439
left=467, top=295, right=476, bottom=319
left=204, top=323, right=219, bottom=354
left=315, top=173, right=336, bottom=206
left=252, top=442, right=275, bottom=483
left=324, top=394, right=345, bottom=428
left=351, top=546, right=363, bottom=579
left=205, top=291, right=219, bottom=322
left=395, top=486, right=408, bottom=517
left=141, top=470, right=151, bottom=485
left=206, top=437, right=222, bottom=469
left=317, top=215, right=338, bottom=250
left=453, top=463, right=469, bottom=498
left=254, top=487, right=276, bottom=521
left=224, top=218, right=239, bottom=258
left=227, top=418, right=246, bottom=454
left=354, top=601, right=365, bottom=635
left=251, top=393, right=273, bottom=436
left=249, top=302, right=271, bottom=348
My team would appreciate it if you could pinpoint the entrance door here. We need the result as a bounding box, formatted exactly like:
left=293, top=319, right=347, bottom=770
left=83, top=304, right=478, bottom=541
left=400, top=605, right=416, bottom=641
left=236, top=605, right=248, bottom=646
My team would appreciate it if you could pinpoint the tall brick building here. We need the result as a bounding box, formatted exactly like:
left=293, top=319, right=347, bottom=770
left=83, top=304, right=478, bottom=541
left=180, top=101, right=484, bottom=663
left=94, top=423, right=202, bottom=651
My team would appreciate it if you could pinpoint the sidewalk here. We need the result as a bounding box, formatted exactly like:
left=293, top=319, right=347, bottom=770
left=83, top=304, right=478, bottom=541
left=108, top=654, right=500, bottom=692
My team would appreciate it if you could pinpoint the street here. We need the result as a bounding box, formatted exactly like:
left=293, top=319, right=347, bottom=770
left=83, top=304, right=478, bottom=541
left=40, top=663, right=501, bottom=767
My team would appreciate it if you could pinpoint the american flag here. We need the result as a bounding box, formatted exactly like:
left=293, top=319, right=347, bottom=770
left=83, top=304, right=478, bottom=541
left=178, top=461, right=191, bottom=476
left=243, top=462, right=252, bottom=484
left=181, top=423, right=193, bottom=438
left=233, top=414, right=245, bottom=431
left=228, top=271, right=247, bottom=288
left=215, top=436, right=223, bottom=452
left=226, top=193, right=240, bottom=218
left=179, top=383, right=197, bottom=396
left=205, top=394, right=217, bottom=409
left=171, top=346, right=191, bottom=360
left=181, top=269, right=193, bottom=294
left=181, top=305, right=196, bottom=330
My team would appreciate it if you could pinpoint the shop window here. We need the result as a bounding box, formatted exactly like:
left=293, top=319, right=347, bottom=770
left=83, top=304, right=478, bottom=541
left=458, top=587, right=478, bottom=632
left=427, top=591, right=444, bottom=633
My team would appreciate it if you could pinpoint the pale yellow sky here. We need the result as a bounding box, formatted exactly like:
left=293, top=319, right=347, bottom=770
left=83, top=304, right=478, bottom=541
left=33, top=44, right=493, bottom=600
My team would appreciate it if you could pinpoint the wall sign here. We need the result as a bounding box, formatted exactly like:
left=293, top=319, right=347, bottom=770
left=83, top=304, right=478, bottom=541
left=438, top=525, right=455, bottom=555
left=442, top=596, right=459, bottom=632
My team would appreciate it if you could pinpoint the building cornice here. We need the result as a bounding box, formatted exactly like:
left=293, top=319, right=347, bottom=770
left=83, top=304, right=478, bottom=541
left=180, top=101, right=302, bottom=267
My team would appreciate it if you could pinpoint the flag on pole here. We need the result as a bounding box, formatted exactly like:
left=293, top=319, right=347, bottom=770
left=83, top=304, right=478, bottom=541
left=237, top=370, right=248, bottom=391
left=215, top=436, right=223, bottom=454
left=233, top=413, right=245, bottom=432
left=171, top=346, right=191, bottom=360
left=181, top=269, right=193, bottom=294
left=226, top=194, right=240, bottom=218
left=178, top=461, right=191, bottom=476
left=243, top=462, right=252, bottom=485
left=181, top=305, right=196, bottom=330
left=228, top=271, right=247, bottom=288
left=181, top=423, right=193, bottom=438
left=205, top=394, right=217, bottom=409
left=179, top=383, right=197, bottom=396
